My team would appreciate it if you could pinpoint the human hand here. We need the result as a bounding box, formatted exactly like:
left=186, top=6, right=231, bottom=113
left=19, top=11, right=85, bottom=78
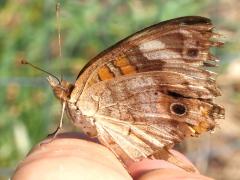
left=12, top=132, right=213, bottom=180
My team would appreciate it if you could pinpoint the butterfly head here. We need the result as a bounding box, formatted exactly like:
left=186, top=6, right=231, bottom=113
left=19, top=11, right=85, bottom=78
left=47, top=76, right=74, bottom=102
left=20, top=59, right=74, bottom=102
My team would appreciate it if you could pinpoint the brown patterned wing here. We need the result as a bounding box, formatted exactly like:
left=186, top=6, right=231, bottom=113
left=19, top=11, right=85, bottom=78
left=69, top=16, right=224, bottom=171
left=70, top=16, right=223, bottom=103
left=77, top=72, right=224, bottom=171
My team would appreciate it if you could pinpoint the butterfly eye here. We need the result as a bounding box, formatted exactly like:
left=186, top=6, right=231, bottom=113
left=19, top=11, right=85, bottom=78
left=170, top=103, right=187, bottom=116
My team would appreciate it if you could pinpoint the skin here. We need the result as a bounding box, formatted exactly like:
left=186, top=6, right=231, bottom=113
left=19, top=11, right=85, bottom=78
left=12, top=132, right=213, bottom=180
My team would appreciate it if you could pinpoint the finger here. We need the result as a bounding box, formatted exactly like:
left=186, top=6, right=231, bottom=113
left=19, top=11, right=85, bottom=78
left=137, top=169, right=214, bottom=180
left=12, top=133, right=132, bottom=180
left=127, top=150, right=199, bottom=179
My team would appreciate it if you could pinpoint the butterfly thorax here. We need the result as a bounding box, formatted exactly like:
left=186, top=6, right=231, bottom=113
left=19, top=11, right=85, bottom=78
left=48, top=76, right=98, bottom=137
left=47, top=76, right=74, bottom=102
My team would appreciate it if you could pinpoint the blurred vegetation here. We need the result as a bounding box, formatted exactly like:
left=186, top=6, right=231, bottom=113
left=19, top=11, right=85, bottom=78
left=0, top=0, right=240, bottom=179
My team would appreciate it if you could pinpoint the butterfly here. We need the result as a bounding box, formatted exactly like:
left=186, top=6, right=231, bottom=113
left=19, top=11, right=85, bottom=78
left=47, top=16, right=224, bottom=172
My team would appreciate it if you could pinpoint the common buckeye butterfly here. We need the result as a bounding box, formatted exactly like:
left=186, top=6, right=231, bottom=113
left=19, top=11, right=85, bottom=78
left=44, top=16, right=224, bottom=172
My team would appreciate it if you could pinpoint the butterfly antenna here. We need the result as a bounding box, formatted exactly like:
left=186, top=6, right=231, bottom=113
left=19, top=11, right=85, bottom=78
left=56, top=1, right=63, bottom=79
left=56, top=2, right=62, bottom=58
left=21, top=59, right=61, bottom=84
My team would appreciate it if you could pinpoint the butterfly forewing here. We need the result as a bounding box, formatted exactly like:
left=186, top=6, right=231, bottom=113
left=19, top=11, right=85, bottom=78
left=71, top=16, right=221, bottom=102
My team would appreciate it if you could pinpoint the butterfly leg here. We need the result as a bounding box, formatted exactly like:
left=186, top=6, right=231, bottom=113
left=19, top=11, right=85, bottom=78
left=41, top=102, right=66, bottom=145
left=50, top=101, right=66, bottom=138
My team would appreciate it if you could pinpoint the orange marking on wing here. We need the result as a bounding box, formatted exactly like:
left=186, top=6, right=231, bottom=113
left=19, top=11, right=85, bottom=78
left=114, top=56, right=129, bottom=67
left=98, top=66, right=114, bottom=80
left=193, top=121, right=210, bottom=133
left=121, top=65, right=137, bottom=75
left=114, top=56, right=137, bottom=75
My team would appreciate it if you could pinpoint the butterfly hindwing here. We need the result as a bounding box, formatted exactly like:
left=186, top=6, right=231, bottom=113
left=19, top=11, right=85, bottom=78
left=74, top=71, right=223, bottom=167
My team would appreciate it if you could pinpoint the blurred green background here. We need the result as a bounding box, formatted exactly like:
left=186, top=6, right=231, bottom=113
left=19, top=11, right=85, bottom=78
left=0, top=0, right=240, bottom=179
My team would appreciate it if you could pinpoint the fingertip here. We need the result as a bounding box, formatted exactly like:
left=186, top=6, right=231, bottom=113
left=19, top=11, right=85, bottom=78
left=126, top=150, right=199, bottom=179
left=127, top=158, right=185, bottom=179
left=168, top=149, right=199, bottom=173
left=137, top=169, right=214, bottom=180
